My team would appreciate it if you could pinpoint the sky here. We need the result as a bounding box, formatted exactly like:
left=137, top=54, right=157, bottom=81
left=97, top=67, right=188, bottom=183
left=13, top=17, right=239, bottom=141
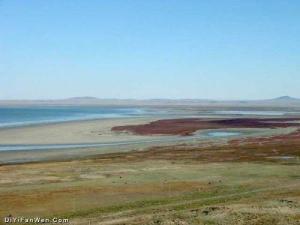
left=1, top=0, right=300, bottom=100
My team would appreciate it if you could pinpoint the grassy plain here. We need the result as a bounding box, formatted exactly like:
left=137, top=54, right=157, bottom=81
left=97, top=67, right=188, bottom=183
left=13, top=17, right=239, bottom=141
left=0, top=129, right=299, bottom=225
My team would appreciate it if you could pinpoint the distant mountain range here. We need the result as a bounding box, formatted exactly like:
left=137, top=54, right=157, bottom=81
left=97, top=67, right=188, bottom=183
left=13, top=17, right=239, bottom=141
left=0, top=96, right=299, bottom=107
left=270, top=96, right=300, bottom=101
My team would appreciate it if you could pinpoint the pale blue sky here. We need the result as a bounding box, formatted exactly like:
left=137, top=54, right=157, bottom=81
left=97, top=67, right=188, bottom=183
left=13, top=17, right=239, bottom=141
left=1, top=0, right=299, bottom=100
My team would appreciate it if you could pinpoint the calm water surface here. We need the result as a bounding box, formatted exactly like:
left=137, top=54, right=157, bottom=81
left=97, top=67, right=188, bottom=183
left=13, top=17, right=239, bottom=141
left=0, top=106, right=147, bottom=127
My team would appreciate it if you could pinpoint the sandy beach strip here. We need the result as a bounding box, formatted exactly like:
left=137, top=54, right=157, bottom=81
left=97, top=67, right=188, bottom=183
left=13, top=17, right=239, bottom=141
left=0, top=117, right=160, bottom=145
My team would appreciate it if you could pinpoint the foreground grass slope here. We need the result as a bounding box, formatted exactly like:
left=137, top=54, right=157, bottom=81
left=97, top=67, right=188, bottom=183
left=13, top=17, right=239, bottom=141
left=0, top=130, right=299, bottom=224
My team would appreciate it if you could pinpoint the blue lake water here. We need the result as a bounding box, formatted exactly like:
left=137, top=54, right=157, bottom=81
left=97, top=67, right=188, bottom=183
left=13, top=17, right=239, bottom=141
left=0, top=106, right=270, bottom=152
left=0, top=105, right=246, bottom=152
left=0, top=106, right=146, bottom=128
left=0, top=106, right=297, bottom=128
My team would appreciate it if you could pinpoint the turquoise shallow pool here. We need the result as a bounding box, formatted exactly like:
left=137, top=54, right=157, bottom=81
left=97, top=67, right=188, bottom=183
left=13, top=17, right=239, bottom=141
left=205, top=131, right=241, bottom=137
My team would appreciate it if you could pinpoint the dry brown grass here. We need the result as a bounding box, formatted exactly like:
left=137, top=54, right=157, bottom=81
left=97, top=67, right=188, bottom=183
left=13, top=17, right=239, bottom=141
left=0, top=129, right=299, bottom=224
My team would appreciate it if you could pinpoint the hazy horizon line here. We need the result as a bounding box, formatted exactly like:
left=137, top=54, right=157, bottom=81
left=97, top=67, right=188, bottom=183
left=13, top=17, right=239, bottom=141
left=0, top=95, right=298, bottom=102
